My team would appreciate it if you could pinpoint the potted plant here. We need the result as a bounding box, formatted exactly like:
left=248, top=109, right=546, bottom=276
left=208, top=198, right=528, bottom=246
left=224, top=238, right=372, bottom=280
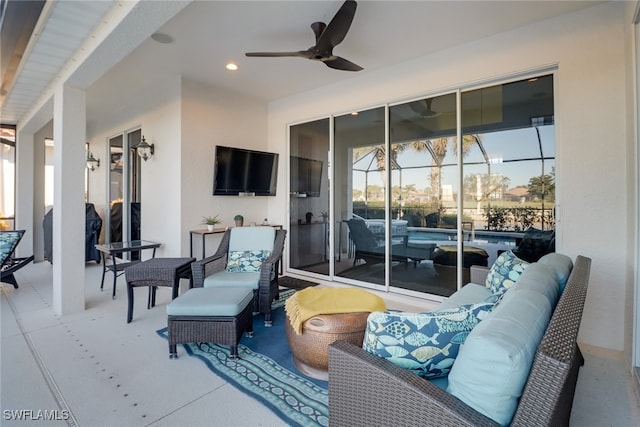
left=234, top=214, right=244, bottom=227
left=201, top=215, right=221, bottom=232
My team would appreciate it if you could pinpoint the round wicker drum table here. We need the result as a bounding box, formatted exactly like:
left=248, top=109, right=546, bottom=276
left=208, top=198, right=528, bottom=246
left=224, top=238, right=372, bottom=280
left=285, top=311, right=370, bottom=380
left=284, top=287, right=386, bottom=381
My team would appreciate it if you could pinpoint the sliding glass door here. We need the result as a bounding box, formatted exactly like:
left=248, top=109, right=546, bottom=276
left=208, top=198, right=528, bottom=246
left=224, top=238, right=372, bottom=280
left=288, top=73, right=555, bottom=298
left=107, top=129, right=142, bottom=252
left=289, top=119, right=330, bottom=273
left=334, top=107, right=386, bottom=287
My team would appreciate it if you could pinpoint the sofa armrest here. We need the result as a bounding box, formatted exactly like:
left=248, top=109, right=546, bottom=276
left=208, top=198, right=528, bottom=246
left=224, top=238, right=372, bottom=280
left=328, top=340, right=499, bottom=427
left=470, top=265, right=490, bottom=284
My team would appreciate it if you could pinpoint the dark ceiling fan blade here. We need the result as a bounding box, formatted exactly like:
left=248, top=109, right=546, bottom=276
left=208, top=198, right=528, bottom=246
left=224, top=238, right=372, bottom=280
left=323, top=56, right=362, bottom=72
left=245, top=1, right=362, bottom=71
left=409, top=99, right=440, bottom=118
left=245, top=51, right=308, bottom=58
left=310, top=22, right=327, bottom=44
left=315, top=0, right=357, bottom=52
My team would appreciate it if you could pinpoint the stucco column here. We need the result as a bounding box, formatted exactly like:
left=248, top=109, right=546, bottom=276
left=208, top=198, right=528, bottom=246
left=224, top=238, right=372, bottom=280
left=52, top=85, right=86, bottom=315
left=14, top=130, right=35, bottom=257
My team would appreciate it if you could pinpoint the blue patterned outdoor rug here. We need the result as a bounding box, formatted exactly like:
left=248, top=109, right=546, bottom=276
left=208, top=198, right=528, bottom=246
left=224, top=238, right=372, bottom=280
left=156, top=290, right=328, bottom=427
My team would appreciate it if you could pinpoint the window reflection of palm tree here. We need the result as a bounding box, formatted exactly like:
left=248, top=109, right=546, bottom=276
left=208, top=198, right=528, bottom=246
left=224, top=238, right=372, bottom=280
left=353, top=135, right=480, bottom=225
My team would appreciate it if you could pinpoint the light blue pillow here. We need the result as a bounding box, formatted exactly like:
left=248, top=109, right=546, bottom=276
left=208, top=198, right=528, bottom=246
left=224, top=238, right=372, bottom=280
left=362, top=302, right=495, bottom=379
left=226, top=250, right=271, bottom=272
left=538, top=253, right=573, bottom=291
left=485, top=250, right=529, bottom=294
left=447, top=289, right=552, bottom=425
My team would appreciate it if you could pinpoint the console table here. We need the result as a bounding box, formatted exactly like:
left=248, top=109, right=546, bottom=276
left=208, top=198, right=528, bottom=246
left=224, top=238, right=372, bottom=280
left=189, top=228, right=226, bottom=259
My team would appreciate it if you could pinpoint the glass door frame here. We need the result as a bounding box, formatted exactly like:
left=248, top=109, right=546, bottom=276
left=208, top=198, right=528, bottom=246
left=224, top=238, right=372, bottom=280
left=106, top=127, right=141, bottom=245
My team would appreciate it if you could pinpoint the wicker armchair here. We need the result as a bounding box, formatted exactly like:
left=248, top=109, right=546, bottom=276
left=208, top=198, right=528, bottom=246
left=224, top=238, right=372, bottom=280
left=191, top=227, right=286, bottom=326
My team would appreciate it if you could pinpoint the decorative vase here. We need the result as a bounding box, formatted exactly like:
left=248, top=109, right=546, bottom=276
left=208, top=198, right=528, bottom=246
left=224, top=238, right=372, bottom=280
left=207, top=224, right=215, bottom=232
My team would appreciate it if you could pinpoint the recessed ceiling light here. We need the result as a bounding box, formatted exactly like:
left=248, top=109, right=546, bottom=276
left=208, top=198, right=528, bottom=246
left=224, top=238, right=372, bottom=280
left=226, top=63, right=239, bottom=71
left=151, top=32, right=174, bottom=44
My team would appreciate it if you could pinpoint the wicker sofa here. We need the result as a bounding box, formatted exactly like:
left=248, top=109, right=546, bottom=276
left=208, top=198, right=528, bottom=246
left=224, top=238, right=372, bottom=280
left=328, top=254, right=591, bottom=426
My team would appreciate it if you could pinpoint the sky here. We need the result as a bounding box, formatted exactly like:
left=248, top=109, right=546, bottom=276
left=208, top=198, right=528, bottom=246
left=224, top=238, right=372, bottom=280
left=351, top=125, right=555, bottom=193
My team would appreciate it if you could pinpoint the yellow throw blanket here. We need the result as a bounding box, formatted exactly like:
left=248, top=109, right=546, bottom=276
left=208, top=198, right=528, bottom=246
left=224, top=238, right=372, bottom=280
left=285, top=287, right=387, bottom=335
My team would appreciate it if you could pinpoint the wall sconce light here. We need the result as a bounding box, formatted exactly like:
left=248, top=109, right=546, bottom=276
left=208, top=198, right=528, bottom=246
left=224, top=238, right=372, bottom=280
left=86, top=152, right=100, bottom=171
left=136, top=136, right=155, bottom=161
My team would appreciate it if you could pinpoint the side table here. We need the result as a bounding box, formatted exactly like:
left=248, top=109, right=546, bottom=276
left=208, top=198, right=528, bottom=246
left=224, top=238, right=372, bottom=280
left=124, top=257, right=195, bottom=323
left=95, top=240, right=161, bottom=299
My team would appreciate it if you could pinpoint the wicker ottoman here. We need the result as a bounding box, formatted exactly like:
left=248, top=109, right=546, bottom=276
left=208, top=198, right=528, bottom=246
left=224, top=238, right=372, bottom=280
left=166, top=287, right=254, bottom=360
left=285, top=311, right=370, bottom=380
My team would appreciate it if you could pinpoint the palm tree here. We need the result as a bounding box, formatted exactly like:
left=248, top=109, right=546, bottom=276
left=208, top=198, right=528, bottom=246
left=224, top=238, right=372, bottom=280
left=352, top=135, right=480, bottom=221
left=408, top=135, right=479, bottom=220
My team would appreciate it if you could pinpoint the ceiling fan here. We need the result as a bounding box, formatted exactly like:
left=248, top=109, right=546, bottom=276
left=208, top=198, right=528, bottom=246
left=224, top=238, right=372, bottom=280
left=245, top=0, right=362, bottom=72
left=409, top=98, right=441, bottom=118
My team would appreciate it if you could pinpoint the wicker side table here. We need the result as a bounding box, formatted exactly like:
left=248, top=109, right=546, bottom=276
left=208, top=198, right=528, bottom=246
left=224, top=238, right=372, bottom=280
left=125, top=257, right=195, bottom=323
left=285, top=311, right=370, bottom=381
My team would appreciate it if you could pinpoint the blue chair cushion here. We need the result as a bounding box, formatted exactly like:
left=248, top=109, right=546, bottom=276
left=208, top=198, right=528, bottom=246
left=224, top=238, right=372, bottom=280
left=485, top=250, right=529, bottom=295
left=203, top=271, right=260, bottom=289
left=363, top=301, right=495, bottom=379
left=228, top=226, right=275, bottom=252
left=167, top=287, right=254, bottom=317
left=227, top=250, right=271, bottom=272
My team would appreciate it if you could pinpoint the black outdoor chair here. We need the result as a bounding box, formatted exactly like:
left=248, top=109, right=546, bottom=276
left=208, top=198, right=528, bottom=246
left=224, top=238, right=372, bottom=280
left=346, top=218, right=435, bottom=267
left=1, top=230, right=34, bottom=288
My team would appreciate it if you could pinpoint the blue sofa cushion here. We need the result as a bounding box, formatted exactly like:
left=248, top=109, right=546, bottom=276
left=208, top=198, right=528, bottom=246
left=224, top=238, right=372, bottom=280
left=227, top=249, right=271, bottom=272
left=485, top=250, right=529, bottom=295
left=447, top=289, right=552, bottom=426
left=538, top=252, right=573, bottom=291
left=511, top=262, right=561, bottom=307
left=363, top=302, right=495, bottom=379
left=439, top=283, right=492, bottom=310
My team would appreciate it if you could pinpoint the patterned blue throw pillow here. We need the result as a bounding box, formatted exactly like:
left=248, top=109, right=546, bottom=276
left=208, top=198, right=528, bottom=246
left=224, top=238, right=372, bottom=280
left=226, top=250, right=271, bottom=272
left=485, top=250, right=529, bottom=295
left=363, top=302, right=495, bottom=379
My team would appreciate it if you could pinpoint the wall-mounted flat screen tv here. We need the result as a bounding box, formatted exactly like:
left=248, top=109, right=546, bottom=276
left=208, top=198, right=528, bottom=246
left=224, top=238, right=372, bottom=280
left=290, top=156, right=323, bottom=197
left=213, top=145, right=279, bottom=196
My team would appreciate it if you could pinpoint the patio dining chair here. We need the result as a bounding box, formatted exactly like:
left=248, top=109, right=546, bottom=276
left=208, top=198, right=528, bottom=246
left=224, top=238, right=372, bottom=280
left=1, top=230, right=34, bottom=288
left=190, top=226, right=286, bottom=326
left=347, top=218, right=435, bottom=266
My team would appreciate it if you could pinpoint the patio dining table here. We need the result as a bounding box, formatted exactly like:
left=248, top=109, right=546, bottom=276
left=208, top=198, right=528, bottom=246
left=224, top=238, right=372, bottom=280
left=95, top=240, right=161, bottom=299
